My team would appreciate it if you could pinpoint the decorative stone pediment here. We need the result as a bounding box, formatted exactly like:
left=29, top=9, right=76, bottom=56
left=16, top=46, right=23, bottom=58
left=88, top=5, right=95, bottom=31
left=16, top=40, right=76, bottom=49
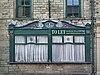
left=10, top=20, right=90, bottom=29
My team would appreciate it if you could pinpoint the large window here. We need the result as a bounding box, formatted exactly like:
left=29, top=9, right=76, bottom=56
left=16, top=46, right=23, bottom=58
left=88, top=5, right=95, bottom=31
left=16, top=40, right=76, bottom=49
left=14, top=35, right=85, bottom=63
left=15, top=36, right=48, bottom=62
left=16, top=0, right=32, bottom=18
left=52, top=35, right=85, bottom=62
left=66, top=0, right=81, bottom=18
left=9, top=21, right=90, bottom=63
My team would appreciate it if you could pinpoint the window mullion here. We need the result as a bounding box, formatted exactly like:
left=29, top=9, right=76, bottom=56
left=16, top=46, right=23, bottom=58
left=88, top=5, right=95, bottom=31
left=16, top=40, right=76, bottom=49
left=66, top=0, right=81, bottom=18
left=23, top=7, right=25, bottom=17
left=16, top=0, right=31, bottom=18
left=72, top=0, right=74, bottom=17
left=78, top=6, right=79, bottom=17
left=24, top=0, right=25, bottom=5
left=79, top=0, right=81, bottom=17
left=72, top=0, right=74, bottom=5
left=23, top=0, right=25, bottom=17
left=72, top=7, right=74, bottom=17
left=48, top=32, right=52, bottom=62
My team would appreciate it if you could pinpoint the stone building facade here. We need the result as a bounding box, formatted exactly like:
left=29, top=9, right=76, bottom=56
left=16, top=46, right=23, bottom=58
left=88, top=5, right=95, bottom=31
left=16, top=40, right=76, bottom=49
left=0, top=0, right=99, bottom=75
left=95, top=0, right=100, bottom=75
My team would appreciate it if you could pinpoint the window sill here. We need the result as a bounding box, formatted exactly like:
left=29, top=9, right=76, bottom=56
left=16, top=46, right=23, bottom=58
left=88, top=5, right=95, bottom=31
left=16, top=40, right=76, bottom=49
left=14, top=17, right=34, bottom=20
left=9, top=62, right=91, bottom=64
left=63, top=17, right=85, bottom=20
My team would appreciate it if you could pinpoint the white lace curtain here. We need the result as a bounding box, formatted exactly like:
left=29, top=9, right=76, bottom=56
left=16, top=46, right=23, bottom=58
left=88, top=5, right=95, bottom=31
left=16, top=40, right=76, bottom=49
left=52, top=44, right=85, bottom=62
left=15, top=36, right=48, bottom=62
left=15, top=36, right=85, bottom=62
left=52, top=36, right=85, bottom=62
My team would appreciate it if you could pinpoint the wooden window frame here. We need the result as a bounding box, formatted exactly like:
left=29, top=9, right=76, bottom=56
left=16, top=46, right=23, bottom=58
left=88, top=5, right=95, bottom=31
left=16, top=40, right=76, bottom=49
left=16, top=0, right=32, bottom=18
left=9, top=21, right=91, bottom=64
left=66, top=0, right=81, bottom=18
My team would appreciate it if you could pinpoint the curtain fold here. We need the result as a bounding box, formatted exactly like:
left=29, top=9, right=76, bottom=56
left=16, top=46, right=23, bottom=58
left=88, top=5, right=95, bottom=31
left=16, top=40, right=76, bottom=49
left=15, top=36, right=85, bottom=62
left=52, top=44, right=85, bottom=62
left=15, top=36, right=48, bottom=62
left=52, top=36, right=85, bottom=62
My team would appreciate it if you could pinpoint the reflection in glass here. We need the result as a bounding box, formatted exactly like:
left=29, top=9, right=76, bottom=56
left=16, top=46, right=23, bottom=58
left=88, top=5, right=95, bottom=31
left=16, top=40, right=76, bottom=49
left=25, top=6, right=30, bottom=17
left=15, top=45, right=48, bottom=62
left=73, top=0, right=79, bottom=5
left=15, top=36, right=25, bottom=43
left=25, top=0, right=30, bottom=5
left=18, top=0, right=24, bottom=5
left=37, top=36, right=48, bottom=43
left=64, top=36, right=73, bottom=43
left=52, top=36, right=62, bottom=43
left=18, top=7, right=24, bottom=17
left=73, top=6, right=79, bottom=17
left=67, top=0, right=72, bottom=5
left=27, top=36, right=36, bottom=43
left=75, top=36, right=84, bottom=43
left=52, top=44, right=85, bottom=62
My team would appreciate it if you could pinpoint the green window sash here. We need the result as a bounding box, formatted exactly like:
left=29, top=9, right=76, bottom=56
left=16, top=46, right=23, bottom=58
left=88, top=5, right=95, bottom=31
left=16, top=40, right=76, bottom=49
left=66, top=0, right=81, bottom=18
left=16, top=0, right=32, bottom=18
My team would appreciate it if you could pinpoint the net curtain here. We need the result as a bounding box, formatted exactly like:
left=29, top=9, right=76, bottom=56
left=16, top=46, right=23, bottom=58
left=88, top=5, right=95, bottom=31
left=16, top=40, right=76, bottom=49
left=15, top=36, right=48, bottom=62
left=15, top=36, right=85, bottom=62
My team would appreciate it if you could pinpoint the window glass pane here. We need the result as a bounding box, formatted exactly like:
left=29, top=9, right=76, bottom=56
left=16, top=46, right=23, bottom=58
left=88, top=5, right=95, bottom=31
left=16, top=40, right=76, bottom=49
left=66, top=0, right=80, bottom=18
left=52, top=36, right=62, bottom=43
left=73, top=13, right=78, bottom=17
left=52, top=44, right=85, bottom=62
left=18, top=7, right=24, bottom=17
left=37, top=36, right=48, bottom=43
left=67, top=13, right=73, bottom=17
left=15, top=36, right=25, bottom=43
left=67, top=6, right=79, bottom=17
left=52, top=45, right=63, bottom=62
left=73, top=7, right=79, bottom=13
left=74, top=45, right=85, bottom=62
left=25, top=0, right=30, bottom=5
left=67, top=0, right=72, bottom=5
left=73, top=7, right=79, bottom=17
left=18, top=7, right=30, bottom=17
left=15, top=45, right=25, bottom=62
left=15, top=45, right=48, bottom=62
left=52, top=44, right=75, bottom=62
left=64, top=36, right=73, bottom=43
left=18, top=0, right=24, bottom=5
left=34, top=45, right=48, bottom=62
left=73, top=0, right=79, bottom=5
left=27, top=36, right=36, bottom=43
left=75, top=36, right=84, bottom=43
left=63, top=44, right=74, bottom=62
left=17, top=0, right=31, bottom=18
left=67, top=6, right=73, bottom=17
left=25, top=6, right=30, bottom=17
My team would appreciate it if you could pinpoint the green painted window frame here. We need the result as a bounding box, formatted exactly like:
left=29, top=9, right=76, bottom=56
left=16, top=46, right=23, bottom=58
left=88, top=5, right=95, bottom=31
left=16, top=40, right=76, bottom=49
left=66, top=0, right=81, bottom=18
left=16, top=0, right=32, bottom=18
left=9, top=22, right=91, bottom=64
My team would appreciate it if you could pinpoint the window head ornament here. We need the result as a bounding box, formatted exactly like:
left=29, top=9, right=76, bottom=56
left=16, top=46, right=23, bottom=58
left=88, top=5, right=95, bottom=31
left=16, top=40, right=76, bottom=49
left=45, top=22, right=55, bottom=28
left=37, top=20, right=44, bottom=28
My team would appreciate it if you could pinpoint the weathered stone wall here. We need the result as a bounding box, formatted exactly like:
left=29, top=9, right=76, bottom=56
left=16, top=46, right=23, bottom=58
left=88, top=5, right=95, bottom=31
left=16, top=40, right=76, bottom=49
left=95, top=0, right=100, bottom=23
left=83, top=0, right=91, bottom=19
left=95, top=0, right=100, bottom=74
left=96, top=25, right=100, bottom=75
left=33, top=0, right=49, bottom=19
left=0, top=0, right=13, bottom=19
left=0, top=0, right=96, bottom=75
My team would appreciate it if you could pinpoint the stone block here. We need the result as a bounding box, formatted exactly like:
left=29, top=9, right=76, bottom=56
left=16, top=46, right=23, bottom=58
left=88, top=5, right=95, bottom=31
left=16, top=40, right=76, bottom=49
left=0, top=67, right=9, bottom=73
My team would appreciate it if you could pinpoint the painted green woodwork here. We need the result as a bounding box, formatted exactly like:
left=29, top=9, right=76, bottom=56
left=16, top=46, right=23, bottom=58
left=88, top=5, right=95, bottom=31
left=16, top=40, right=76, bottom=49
left=16, top=0, right=32, bottom=18
left=66, top=0, right=81, bottom=18
left=9, top=24, right=15, bottom=62
left=85, top=23, right=91, bottom=62
left=9, top=20, right=91, bottom=63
